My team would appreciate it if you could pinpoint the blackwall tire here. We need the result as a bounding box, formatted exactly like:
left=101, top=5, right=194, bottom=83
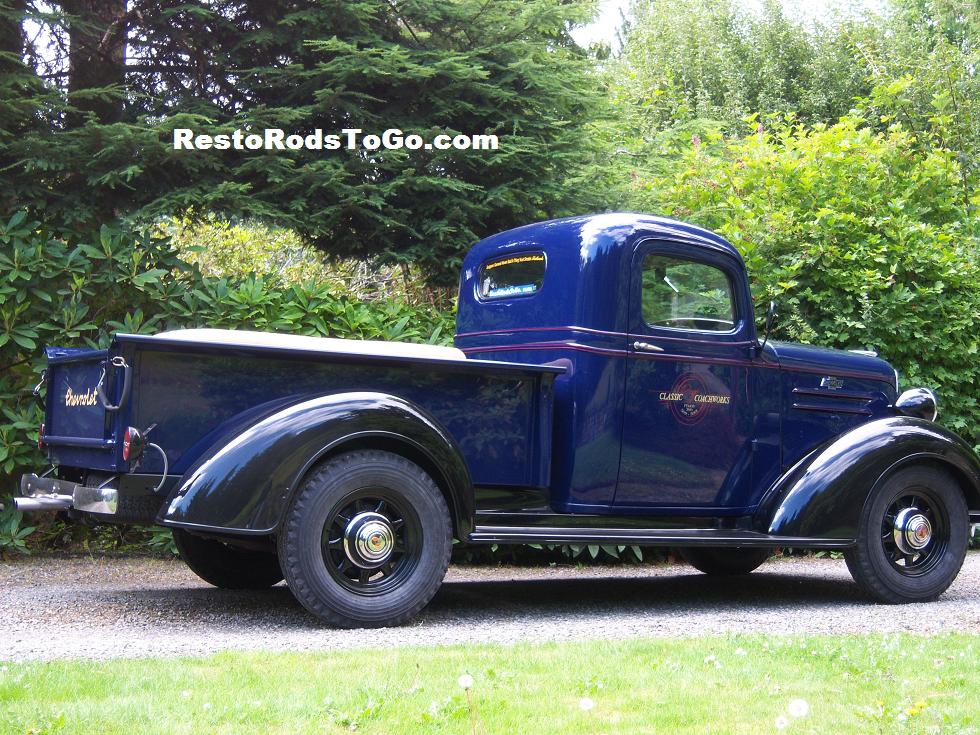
left=845, top=466, right=968, bottom=604
left=680, top=546, right=772, bottom=575
left=277, top=450, right=452, bottom=628
left=173, top=529, right=284, bottom=589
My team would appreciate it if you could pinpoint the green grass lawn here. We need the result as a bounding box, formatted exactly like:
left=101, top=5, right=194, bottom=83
left=2, top=634, right=977, bottom=734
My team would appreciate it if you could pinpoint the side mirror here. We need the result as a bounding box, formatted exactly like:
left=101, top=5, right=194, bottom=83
left=759, top=300, right=778, bottom=352
left=764, top=300, right=778, bottom=334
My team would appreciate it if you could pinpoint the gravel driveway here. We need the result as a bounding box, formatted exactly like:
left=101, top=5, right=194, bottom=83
left=2, top=552, right=979, bottom=661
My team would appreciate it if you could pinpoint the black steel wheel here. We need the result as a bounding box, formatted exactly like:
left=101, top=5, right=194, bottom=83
left=845, top=466, right=968, bottom=603
left=321, top=490, right=422, bottom=595
left=679, top=546, right=771, bottom=576
left=173, top=529, right=284, bottom=589
left=278, top=450, right=452, bottom=628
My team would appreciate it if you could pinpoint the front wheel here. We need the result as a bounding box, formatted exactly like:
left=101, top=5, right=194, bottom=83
left=679, top=546, right=771, bottom=575
left=845, top=466, right=968, bottom=603
left=278, top=450, right=452, bottom=628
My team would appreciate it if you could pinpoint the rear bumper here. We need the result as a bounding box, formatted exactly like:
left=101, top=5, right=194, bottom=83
left=15, top=473, right=118, bottom=514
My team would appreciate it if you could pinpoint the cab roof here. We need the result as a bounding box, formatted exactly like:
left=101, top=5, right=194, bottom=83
left=456, top=213, right=745, bottom=336
left=464, top=212, right=741, bottom=267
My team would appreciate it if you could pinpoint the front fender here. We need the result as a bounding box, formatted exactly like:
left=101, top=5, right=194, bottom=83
left=756, top=416, right=980, bottom=541
left=159, top=391, right=473, bottom=536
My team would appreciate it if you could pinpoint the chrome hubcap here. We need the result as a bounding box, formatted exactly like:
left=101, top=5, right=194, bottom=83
left=322, top=494, right=418, bottom=592
left=343, top=512, right=394, bottom=568
left=893, top=507, right=933, bottom=554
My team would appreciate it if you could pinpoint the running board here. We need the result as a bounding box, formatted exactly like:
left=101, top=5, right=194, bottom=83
left=469, top=525, right=853, bottom=548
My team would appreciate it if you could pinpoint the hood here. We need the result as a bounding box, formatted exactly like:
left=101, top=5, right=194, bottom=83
left=767, top=340, right=897, bottom=385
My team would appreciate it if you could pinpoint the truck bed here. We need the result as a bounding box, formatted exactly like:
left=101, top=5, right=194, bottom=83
left=43, top=330, right=562, bottom=491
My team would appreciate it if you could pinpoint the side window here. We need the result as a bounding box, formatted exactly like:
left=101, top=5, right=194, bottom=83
left=479, top=252, right=545, bottom=300
left=641, top=254, right=735, bottom=332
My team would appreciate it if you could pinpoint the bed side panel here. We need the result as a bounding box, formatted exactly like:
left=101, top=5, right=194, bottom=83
left=129, top=347, right=551, bottom=488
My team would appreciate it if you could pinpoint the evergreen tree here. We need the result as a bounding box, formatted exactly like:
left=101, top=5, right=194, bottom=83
left=1, top=1, right=607, bottom=283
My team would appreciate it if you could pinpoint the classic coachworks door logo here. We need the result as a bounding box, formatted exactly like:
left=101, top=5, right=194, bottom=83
left=658, top=372, right=730, bottom=426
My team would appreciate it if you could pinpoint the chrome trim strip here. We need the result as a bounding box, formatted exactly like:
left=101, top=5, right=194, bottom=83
left=462, top=341, right=891, bottom=382
left=41, top=435, right=116, bottom=449
left=791, top=387, right=877, bottom=402
left=791, top=402, right=873, bottom=416
left=469, top=525, right=852, bottom=547
left=456, top=323, right=756, bottom=346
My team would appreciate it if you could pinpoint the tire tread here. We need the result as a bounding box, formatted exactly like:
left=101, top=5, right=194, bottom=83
left=174, top=529, right=283, bottom=589
left=278, top=450, right=452, bottom=628
left=680, top=546, right=771, bottom=576
left=845, top=466, right=968, bottom=604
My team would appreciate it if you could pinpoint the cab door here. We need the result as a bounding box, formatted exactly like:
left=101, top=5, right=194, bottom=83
left=614, top=240, right=760, bottom=513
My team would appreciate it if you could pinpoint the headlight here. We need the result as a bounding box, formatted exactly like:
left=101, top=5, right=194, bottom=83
left=895, top=387, right=938, bottom=422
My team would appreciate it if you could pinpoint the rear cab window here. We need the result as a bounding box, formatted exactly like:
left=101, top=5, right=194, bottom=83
left=479, top=252, right=545, bottom=300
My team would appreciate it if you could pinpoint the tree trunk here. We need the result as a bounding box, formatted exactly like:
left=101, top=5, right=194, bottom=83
left=62, top=0, right=127, bottom=125
left=0, top=0, right=25, bottom=74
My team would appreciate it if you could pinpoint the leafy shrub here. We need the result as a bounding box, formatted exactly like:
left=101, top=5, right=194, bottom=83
left=0, top=505, right=36, bottom=557
left=613, top=0, right=883, bottom=134
left=144, top=527, right=178, bottom=556
left=452, top=542, right=660, bottom=566
left=160, top=211, right=332, bottom=285
left=161, top=212, right=455, bottom=311
left=635, top=114, right=980, bottom=449
left=0, top=213, right=183, bottom=491
left=0, top=212, right=454, bottom=501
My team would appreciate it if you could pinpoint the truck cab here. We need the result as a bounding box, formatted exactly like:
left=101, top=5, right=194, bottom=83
left=457, top=213, right=898, bottom=519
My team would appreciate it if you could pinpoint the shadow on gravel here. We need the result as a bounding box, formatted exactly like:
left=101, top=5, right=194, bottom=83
left=114, top=568, right=867, bottom=628
left=425, top=571, right=867, bottom=618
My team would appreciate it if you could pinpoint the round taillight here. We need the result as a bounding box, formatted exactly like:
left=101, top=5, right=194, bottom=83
left=123, top=426, right=145, bottom=462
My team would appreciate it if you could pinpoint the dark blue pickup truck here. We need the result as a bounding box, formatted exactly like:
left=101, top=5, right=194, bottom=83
left=16, top=213, right=980, bottom=627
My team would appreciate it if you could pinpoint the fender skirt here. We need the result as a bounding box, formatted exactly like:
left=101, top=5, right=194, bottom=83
left=755, top=416, right=980, bottom=541
left=158, top=392, right=473, bottom=537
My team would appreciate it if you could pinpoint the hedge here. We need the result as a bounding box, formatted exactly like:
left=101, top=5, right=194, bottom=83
left=0, top=214, right=454, bottom=501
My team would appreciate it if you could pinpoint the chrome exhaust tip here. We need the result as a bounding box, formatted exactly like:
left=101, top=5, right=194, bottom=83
left=12, top=494, right=73, bottom=512
left=17, top=472, right=118, bottom=514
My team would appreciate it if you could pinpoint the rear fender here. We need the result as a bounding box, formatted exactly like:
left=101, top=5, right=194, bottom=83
left=159, top=392, right=473, bottom=536
left=756, top=416, right=980, bottom=541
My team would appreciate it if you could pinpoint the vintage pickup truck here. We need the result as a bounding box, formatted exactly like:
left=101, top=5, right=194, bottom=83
left=16, top=213, right=980, bottom=627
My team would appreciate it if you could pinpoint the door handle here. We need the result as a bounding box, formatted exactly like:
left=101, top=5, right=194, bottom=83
left=632, top=341, right=664, bottom=353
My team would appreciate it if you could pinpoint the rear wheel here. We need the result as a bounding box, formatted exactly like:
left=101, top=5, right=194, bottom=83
left=278, top=450, right=452, bottom=628
left=680, top=546, right=771, bottom=575
left=845, top=466, right=968, bottom=603
left=173, top=529, right=283, bottom=589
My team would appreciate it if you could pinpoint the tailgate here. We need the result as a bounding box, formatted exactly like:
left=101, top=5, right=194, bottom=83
left=43, top=347, right=125, bottom=471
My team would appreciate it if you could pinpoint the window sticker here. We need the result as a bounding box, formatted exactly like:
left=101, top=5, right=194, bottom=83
left=487, top=283, right=538, bottom=298
left=480, top=252, right=545, bottom=300
left=485, top=254, right=545, bottom=270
